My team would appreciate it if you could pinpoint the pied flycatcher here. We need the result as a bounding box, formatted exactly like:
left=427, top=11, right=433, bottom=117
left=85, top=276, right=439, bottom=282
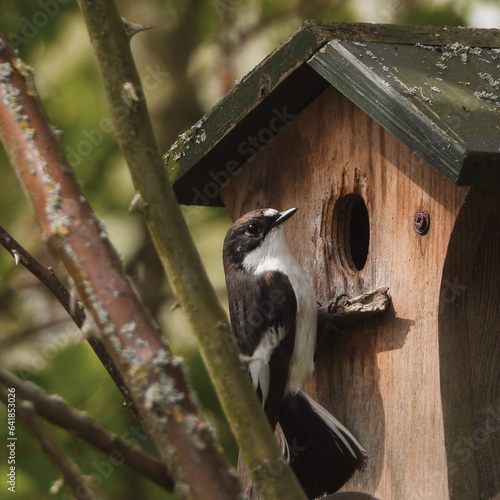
left=223, top=207, right=367, bottom=498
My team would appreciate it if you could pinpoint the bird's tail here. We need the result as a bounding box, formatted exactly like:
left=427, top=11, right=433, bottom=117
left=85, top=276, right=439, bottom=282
left=278, top=390, right=367, bottom=499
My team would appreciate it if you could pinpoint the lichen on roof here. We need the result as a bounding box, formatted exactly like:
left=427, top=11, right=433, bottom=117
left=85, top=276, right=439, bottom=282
left=164, top=116, right=207, bottom=183
left=166, top=21, right=500, bottom=205
left=308, top=34, right=500, bottom=186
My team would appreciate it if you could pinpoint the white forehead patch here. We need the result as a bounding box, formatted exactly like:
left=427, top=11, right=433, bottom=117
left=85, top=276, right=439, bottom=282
left=263, top=208, right=279, bottom=217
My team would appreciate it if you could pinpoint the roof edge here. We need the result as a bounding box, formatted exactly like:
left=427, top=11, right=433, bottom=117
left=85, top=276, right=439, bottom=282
left=166, top=21, right=500, bottom=204
left=303, top=20, right=500, bottom=47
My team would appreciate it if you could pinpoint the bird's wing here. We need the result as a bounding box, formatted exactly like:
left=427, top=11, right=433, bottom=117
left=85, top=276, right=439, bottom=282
left=227, top=269, right=297, bottom=428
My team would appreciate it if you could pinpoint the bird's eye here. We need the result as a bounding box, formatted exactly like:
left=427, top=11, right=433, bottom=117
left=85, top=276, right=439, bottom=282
left=246, top=223, right=259, bottom=235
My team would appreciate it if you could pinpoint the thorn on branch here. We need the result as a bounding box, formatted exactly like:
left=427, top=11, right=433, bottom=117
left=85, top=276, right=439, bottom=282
left=0, top=224, right=85, bottom=327
left=11, top=249, right=22, bottom=266
left=0, top=225, right=138, bottom=416
left=121, top=18, right=154, bottom=40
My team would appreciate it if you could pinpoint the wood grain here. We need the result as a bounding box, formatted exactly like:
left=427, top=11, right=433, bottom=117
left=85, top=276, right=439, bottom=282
left=221, top=85, right=499, bottom=498
left=439, top=189, right=500, bottom=499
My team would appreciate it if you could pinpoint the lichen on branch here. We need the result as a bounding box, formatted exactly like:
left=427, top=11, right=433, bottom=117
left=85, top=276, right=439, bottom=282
left=0, top=28, right=240, bottom=500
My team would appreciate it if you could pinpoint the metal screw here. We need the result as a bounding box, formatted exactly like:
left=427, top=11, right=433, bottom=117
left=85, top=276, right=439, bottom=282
left=414, top=208, right=430, bottom=235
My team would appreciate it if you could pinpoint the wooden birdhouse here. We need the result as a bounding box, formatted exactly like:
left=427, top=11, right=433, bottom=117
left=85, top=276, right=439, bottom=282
left=165, top=21, right=500, bottom=499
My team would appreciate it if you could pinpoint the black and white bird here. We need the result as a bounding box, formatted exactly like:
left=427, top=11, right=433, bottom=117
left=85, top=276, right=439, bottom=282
left=223, top=207, right=367, bottom=498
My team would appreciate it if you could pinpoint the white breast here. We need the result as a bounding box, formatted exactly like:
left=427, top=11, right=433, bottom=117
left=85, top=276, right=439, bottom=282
left=242, top=227, right=317, bottom=393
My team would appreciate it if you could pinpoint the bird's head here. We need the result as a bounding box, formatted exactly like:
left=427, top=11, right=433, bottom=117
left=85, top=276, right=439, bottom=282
left=223, top=207, right=298, bottom=269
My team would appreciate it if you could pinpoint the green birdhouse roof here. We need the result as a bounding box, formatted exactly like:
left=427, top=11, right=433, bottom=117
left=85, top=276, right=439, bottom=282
left=165, top=20, right=500, bottom=206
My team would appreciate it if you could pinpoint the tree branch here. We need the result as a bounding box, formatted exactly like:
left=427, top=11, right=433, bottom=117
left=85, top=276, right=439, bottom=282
left=0, top=391, right=100, bottom=500
left=0, top=29, right=239, bottom=500
left=76, top=2, right=306, bottom=499
left=0, top=223, right=137, bottom=417
left=0, top=370, right=173, bottom=491
left=0, top=224, right=85, bottom=326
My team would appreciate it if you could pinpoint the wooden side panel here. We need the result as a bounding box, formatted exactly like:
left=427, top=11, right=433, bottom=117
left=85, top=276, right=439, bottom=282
left=467, top=212, right=500, bottom=499
left=221, top=86, right=473, bottom=498
left=439, top=190, right=500, bottom=499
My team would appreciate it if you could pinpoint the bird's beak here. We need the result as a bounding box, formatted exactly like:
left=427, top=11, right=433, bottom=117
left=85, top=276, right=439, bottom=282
left=273, top=207, right=298, bottom=227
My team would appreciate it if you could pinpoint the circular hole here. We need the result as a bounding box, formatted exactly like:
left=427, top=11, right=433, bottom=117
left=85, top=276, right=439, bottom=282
left=333, top=194, right=370, bottom=271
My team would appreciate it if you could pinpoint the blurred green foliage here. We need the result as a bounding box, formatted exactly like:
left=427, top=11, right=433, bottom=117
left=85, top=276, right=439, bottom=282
left=0, top=0, right=482, bottom=498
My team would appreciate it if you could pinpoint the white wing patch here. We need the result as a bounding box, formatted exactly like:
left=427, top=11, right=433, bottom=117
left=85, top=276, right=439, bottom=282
left=243, top=226, right=317, bottom=393
left=247, top=325, right=285, bottom=405
left=300, top=391, right=368, bottom=465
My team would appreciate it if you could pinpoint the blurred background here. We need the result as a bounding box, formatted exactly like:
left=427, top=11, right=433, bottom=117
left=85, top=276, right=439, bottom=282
left=0, top=1, right=498, bottom=498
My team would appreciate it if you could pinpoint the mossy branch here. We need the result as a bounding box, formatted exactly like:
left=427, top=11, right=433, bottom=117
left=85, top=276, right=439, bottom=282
left=0, top=388, right=99, bottom=500
left=0, top=29, right=238, bottom=499
left=76, top=1, right=307, bottom=499
left=0, top=223, right=138, bottom=415
left=0, top=370, right=173, bottom=491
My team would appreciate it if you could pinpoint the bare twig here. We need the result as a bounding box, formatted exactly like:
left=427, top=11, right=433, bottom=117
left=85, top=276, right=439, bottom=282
left=0, top=370, right=173, bottom=491
left=9, top=398, right=99, bottom=500
left=0, top=224, right=85, bottom=326
left=0, top=224, right=137, bottom=416
left=0, top=28, right=240, bottom=499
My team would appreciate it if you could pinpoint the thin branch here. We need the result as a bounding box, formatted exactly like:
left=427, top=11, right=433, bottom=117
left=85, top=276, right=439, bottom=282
left=76, top=2, right=306, bottom=499
left=0, top=223, right=137, bottom=417
left=0, top=29, right=239, bottom=499
left=0, top=370, right=173, bottom=491
left=0, top=392, right=99, bottom=500
left=0, top=224, right=85, bottom=326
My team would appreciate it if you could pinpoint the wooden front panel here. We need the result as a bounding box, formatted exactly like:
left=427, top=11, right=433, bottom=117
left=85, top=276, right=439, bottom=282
left=220, top=85, right=473, bottom=498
